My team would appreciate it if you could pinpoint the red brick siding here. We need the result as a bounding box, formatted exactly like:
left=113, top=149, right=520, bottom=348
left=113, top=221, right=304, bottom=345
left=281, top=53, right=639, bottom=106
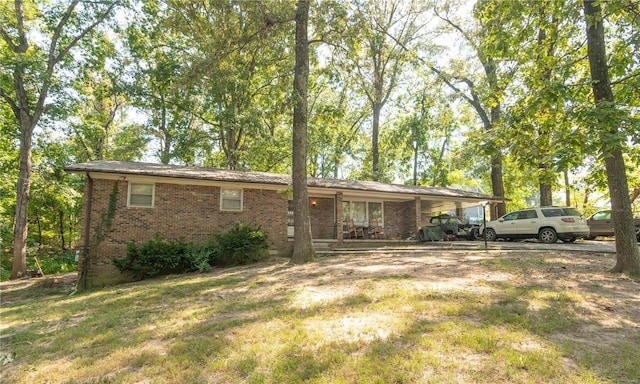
left=309, top=197, right=335, bottom=239
left=383, top=201, right=417, bottom=238
left=79, top=178, right=289, bottom=287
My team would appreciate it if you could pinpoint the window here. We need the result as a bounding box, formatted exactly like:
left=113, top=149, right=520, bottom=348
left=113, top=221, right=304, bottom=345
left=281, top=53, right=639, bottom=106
left=592, top=211, right=611, bottom=220
left=368, top=202, right=382, bottom=222
left=221, top=188, right=242, bottom=211
left=517, top=210, right=538, bottom=220
left=343, top=200, right=383, bottom=226
left=128, top=183, right=154, bottom=208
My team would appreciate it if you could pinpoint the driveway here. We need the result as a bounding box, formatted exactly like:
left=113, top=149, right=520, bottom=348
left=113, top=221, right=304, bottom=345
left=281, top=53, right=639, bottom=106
left=418, top=239, right=638, bottom=254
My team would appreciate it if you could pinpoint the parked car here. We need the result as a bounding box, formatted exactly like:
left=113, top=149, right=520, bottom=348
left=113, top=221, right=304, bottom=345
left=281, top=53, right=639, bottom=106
left=428, top=214, right=481, bottom=240
left=585, top=209, right=640, bottom=241
left=479, top=206, right=589, bottom=244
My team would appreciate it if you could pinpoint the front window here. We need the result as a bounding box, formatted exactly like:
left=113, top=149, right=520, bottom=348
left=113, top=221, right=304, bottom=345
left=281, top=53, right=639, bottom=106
left=221, top=188, right=242, bottom=211
left=368, top=202, right=382, bottom=222
left=343, top=200, right=383, bottom=227
left=128, top=183, right=154, bottom=208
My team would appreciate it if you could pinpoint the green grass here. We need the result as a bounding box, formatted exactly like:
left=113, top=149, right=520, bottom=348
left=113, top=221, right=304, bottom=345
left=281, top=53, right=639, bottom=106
left=1, top=251, right=638, bottom=383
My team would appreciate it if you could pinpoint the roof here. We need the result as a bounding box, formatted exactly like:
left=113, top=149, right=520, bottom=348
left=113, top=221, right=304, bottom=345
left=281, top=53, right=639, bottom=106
left=64, top=161, right=506, bottom=207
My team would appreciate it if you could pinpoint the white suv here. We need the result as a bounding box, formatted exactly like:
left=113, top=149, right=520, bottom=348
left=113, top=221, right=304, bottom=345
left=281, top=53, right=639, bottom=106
left=480, top=207, right=589, bottom=243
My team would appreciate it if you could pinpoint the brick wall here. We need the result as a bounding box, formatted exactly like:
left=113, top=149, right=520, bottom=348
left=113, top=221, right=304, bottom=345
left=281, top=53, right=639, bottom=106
left=79, top=178, right=289, bottom=287
left=383, top=201, right=417, bottom=239
left=309, top=197, right=335, bottom=239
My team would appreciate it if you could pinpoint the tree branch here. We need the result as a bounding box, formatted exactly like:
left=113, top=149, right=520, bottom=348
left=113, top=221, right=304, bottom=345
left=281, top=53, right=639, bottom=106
left=53, top=2, right=119, bottom=64
left=0, top=87, right=20, bottom=117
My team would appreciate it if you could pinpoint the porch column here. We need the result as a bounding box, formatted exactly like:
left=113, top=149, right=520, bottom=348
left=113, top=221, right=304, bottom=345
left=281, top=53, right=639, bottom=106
left=456, top=203, right=463, bottom=219
left=336, top=192, right=343, bottom=244
left=415, top=197, right=422, bottom=235
left=420, top=200, right=432, bottom=226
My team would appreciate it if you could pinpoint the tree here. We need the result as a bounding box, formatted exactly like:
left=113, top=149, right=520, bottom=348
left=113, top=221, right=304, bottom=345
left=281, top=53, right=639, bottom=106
left=583, top=0, right=640, bottom=274
left=158, top=0, right=295, bottom=171
left=431, top=0, right=531, bottom=217
left=291, top=0, right=315, bottom=264
left=1, top=0, right=118, bottom=278
left=67, top=41, right=147, bottom=163
left=338, top=0, right=424, bottom=181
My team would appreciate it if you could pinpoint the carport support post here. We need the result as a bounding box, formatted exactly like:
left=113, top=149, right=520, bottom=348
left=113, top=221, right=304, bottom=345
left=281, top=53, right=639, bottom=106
left=480, top=201, right=489, bottom=249
left=415, top=197, right=421, bottom=238
left=336, top=192, right=343, bottom=245
left=455, top=204, right=463, bottom=220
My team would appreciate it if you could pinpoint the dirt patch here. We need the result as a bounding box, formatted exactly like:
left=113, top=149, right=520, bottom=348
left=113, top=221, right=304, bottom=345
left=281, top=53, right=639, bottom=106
left=1, top=250, right=638, bottom=353
left=0, top=273, right=78, bottom=305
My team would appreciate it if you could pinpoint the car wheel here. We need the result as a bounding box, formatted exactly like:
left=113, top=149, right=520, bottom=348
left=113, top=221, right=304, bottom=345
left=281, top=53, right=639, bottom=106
left=635, top=226, right=640, bottom=242
left=485, top=228, right=497, bottom=241
left=562, top=237, right=576, bottom=243
left=467, top=227, right=479, bottom=241
left=539, top=228, right=558, bottom=243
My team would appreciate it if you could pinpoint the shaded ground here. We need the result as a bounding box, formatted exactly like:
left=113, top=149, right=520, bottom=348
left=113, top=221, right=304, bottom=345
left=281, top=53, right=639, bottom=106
left=1, top=249, right=639, bottom=383
left=3, top=249, right=638, bottom=343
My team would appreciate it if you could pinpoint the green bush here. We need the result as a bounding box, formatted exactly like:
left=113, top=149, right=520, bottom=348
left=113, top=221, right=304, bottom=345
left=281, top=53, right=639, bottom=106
left=188, top=241, right=214, bottom=272
left=211, top=223, right=269, bottom=266
left=113, top=235, right=193, bottom=280
left=0, top=252, right=11, bottom=281
left=113, top=225, right=269, bottom=280
left=36, top=250, right=77, bottom=275
left=1, top=248, right=78, bottom=281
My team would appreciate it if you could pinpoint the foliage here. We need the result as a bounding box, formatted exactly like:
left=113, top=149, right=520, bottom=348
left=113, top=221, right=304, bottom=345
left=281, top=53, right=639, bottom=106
left=113, top=235, right=193, bottom=280
left=211, top=223, right=269, bottom=266
left=3, top=0, right=640, bottom=277
left=113, top=224, right=269, bottom=280
left=1, top=248, right=77, bottom=281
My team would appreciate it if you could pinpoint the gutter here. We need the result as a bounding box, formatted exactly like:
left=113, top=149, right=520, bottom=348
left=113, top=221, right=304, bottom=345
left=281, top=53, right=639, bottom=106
left=78, top=173, right=93, bottom=291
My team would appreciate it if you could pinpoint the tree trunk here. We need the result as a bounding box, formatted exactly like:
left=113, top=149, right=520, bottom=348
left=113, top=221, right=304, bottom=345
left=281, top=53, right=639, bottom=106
left=59, top=209, right=66, bottom=250
left=564, top=170, right=571, bottom=207
left=291, top=0, right=315, bottom=264
left=540, top=179, right=553, bottom=206
left=583, top=0, right=640, bottom=273
left=12, top=117, right=34, bottom=278
left=489, top=105, right=506, bottom=217
left=372, top=103, right=381, bottom=181
left=630, top=187, right=640, bottom=203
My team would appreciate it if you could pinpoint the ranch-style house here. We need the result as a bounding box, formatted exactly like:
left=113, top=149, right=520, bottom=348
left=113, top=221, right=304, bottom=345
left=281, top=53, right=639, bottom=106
left=64, top=161, right=505, bottom=287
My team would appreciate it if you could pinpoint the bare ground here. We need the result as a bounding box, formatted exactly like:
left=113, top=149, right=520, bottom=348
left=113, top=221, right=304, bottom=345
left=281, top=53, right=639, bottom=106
left=1, top=248, right=639, bottom=379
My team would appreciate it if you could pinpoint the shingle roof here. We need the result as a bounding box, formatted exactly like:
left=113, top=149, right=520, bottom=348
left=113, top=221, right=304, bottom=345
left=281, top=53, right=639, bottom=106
left=64, top=160, right=506, bottom=202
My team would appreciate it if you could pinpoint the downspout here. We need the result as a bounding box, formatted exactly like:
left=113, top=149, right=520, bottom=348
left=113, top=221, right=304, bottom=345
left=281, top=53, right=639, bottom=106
left=78, top=173, right=93, bottom=291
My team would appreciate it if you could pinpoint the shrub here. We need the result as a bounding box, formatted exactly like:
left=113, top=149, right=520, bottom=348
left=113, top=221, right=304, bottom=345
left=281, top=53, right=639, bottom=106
left=113, top=235, right=193, bottom=280
left=36, top=250, right=77, bottom=275
left=187, top=241, right=214, bottom=273
left=112, top=224, right=269, bottom=280
left=1, top=248, right=78, bottom=281
left=211, top=223, right=269, bottom=266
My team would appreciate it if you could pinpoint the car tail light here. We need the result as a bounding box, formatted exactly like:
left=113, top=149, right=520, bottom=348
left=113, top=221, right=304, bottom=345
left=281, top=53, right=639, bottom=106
left=561, top=218, right=575, bottom=223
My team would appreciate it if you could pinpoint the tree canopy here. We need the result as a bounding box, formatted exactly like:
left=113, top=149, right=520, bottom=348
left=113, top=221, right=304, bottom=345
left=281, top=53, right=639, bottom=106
left=1, top=0, right=639, bottom=276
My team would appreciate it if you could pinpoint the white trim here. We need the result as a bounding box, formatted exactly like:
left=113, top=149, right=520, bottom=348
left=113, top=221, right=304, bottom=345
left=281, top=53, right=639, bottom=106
left=128, top=182, right=155, bottom=208
left=86, top=172, right=286, bottom=192
left=220, top=187, right=243, bottom=212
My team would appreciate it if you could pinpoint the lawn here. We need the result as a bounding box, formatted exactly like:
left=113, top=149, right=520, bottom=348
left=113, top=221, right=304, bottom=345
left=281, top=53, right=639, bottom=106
left=1, top=250, right=639, bottom=383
